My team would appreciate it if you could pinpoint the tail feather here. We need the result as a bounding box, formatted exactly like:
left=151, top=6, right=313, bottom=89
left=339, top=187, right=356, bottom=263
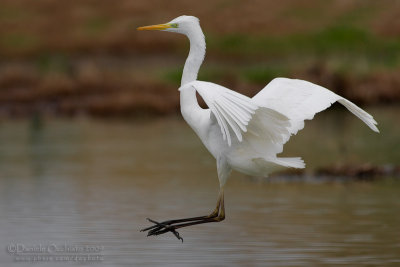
left=251, top=157, right=305, bottom=177
left=273, top=157, right=305, bottom=169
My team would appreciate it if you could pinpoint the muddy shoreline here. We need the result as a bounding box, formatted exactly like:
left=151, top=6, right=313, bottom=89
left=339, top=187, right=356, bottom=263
left=260, top=163, right=400, bottom=183
left=1, top=0, right=400, bottom=118
left=0, top=59, right=398, bottom=118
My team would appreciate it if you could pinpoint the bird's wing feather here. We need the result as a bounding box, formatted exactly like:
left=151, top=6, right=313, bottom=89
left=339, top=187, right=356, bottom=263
left=252, top=78, right=379, bottom=146
left=182, top=81, right=289, bottom=147
left=183, top=81, right=258, bottom=145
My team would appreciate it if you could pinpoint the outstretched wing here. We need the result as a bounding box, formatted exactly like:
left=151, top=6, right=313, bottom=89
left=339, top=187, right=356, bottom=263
left=253, top=78, right=379, bottom=145
left=180, top=81, right=290, bottom=146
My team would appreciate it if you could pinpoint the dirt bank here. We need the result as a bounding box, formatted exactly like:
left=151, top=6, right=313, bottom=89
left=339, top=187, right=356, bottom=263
left=1, top=0, right=399, bottom=117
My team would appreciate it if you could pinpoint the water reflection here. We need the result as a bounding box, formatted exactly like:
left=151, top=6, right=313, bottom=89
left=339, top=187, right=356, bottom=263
left=0, top=106, right=399, bottom=266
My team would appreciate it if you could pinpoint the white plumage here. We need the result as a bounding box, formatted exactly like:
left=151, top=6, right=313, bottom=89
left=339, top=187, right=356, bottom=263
left=253, top=77, right=379, bottom=136
left=179, top=76, right=378, bottom=186
left=180, top=81, right=259, bottom=145
left=138, top=15, right=379, bottom=239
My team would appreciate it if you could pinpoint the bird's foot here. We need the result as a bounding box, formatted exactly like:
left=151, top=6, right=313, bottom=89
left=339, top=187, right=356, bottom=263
left=140, top=215, right=209, bottom=234
left=141, top=190, right=225, bottom=242
left=142, top=218, right=184, bottom=242
left=141, top=215, right=224, bottom=242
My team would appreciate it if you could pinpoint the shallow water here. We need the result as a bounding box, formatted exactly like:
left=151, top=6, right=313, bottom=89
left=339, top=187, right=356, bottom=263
left=0, top=106, right=399, bottom=266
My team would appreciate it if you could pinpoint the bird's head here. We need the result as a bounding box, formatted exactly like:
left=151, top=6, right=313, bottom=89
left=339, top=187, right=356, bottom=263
left=137, top=15, right=200, bottom=36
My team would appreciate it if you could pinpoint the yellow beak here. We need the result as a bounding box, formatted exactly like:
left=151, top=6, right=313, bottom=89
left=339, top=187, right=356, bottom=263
left=137, top=23, right=171, bottom=31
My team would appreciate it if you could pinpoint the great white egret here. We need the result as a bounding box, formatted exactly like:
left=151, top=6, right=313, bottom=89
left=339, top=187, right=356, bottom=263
left=138, top=15, right=379, bottom=241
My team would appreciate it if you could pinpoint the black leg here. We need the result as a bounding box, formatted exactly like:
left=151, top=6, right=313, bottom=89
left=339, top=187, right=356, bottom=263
left=140, top=214, right=212, bottom=232
left=141, top=190, right=225, bottom=241
left=148, top=195, right=225, bottom=237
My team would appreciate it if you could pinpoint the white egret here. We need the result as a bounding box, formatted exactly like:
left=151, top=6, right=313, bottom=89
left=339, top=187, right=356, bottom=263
left=138, top=15, right=379, bottom=241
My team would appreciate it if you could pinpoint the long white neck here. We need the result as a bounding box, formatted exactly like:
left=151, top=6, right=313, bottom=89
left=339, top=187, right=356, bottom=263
left=179, top=25, right=208, bottom=138
left=181, top=25, right=206, bottom=86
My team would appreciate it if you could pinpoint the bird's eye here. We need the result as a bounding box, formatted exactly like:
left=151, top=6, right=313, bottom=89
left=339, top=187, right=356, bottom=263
left=170, top=23, right=178, bottom=28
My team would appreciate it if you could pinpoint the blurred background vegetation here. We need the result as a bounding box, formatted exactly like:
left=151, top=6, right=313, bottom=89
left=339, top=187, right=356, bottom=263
left=0, top=0, right=399, bottom=117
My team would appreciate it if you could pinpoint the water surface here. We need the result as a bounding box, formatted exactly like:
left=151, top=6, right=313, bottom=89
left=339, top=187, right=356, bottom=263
left=0, top=106, right=399, bottom=266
